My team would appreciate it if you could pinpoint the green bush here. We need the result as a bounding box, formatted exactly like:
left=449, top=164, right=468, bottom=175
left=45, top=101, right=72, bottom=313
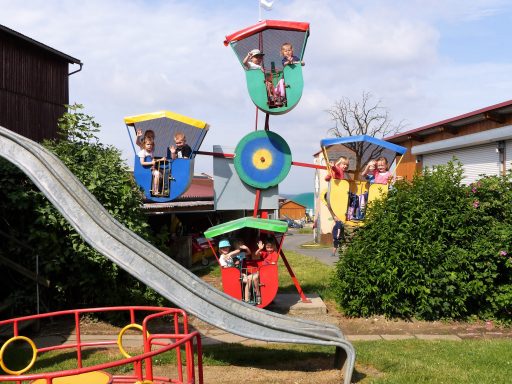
left=0, top=104, right=165, bottom=313
left=331, top=161, right=512, bottom=321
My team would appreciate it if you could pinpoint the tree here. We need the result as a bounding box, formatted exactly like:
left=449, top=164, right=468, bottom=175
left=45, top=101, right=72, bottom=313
left=326, top=92, right=405, bottom=172
left=0, top=104, right=165, bottom=314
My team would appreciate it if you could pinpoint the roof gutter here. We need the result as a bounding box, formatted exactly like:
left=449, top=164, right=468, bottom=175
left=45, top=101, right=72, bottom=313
left=68, top=62, right=83, bottom=76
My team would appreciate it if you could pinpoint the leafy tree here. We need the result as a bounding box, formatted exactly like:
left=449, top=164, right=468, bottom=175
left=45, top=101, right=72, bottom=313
left=326, top=92, right=405, bottom=171
left=0, top=104, right=164, bottom=313
left=331, top=161, right=512, bottom=321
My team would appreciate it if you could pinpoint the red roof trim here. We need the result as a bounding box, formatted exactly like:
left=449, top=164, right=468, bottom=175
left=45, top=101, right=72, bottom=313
left=224, top=20, right=310, bottom=46
left=386, top=99, right=512, bottom=141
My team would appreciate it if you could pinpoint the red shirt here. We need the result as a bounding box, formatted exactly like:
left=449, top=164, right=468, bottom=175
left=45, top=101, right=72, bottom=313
left=259, top=250, right=279, bottom=265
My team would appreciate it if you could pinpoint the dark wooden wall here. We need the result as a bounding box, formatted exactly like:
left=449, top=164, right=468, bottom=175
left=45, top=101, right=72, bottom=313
left=0, top=30, right=70, bottom=142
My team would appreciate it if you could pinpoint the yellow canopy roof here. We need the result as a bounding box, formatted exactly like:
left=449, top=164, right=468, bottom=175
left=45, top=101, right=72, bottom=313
left=124, top=110, right=208, bottom=130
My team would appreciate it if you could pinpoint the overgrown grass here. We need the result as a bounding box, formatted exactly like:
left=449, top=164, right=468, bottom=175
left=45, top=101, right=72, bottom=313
left=278, top=249, right=335, bottom=299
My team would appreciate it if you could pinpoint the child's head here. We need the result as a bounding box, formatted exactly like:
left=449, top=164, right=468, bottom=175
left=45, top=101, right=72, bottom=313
left=218, top=239, right=231, bottom=254
left=337, top=156, right=349, bottom=171
left=376, top=157, right=389, bottom=172
left=174, top=132, right=187, bottom=148
left=281, top=43, right=294, bottom=57
left=143, top=138, right=154, bottom=151
left=264, top=239, right=276, bottom=252
left=144, top=130, right=155, bottom=141
left=248, top=49, right=264, bottom=65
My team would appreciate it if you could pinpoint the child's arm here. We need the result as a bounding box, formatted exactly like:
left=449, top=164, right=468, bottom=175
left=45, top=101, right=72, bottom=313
left=239, top=245, right=251, bottom=256
left=360, top=163, right=370, bottom=176
left=169, top=145, right=177, bottom=160
left=136, top=129, right=144, bottom=149
left=139, top=157, right=155, bottom=167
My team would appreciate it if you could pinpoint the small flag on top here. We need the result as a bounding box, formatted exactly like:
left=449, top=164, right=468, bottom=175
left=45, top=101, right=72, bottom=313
left=260, top=0, right=274, bottom=11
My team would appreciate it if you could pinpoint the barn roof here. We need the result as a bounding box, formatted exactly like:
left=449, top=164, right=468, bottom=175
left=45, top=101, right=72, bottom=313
left=0, top=23, right=81, bottom=64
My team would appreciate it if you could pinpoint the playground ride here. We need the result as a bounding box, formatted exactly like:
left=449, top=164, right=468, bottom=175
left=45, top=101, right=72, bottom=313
left=321, top=135, right=407, bottom=226
left=124, top=111, right=209, bottom=202
left=0, top=126, right=355, bottom=384
left=0, top=306, right=202, bottom=384
left=204, top=217, right=310, bottom=308
left=224, top=20, right=309, bottom=115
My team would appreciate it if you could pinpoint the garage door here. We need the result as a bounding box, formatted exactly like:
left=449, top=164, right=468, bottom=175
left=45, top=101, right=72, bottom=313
left=506, top=140, right=512, bottom=172
left=423, top=143, right=500, bottom=185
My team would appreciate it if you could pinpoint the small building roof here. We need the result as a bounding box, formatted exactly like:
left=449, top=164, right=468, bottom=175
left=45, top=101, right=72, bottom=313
left=0, top=24, right=81, bottom=64
left=386, top=99, right=512, bottom=144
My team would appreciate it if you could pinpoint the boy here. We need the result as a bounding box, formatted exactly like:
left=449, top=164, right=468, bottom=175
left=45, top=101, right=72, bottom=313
left=169, top=132, right=192, bottom=159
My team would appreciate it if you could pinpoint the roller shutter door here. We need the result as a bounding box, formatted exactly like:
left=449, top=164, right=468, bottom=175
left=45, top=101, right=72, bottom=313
left=422, top=143, right=500, bottom=185
left=506, top=140, right=512, bottom=172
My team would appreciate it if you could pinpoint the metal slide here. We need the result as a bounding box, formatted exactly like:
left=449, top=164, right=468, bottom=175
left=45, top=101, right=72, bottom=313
left=0, top=126, right=355, bottom=384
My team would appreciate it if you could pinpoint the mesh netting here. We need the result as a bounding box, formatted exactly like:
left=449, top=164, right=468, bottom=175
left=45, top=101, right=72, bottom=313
left=230, top=29, right=307, bottom=72
left=131, top=118, right=206, bottom=158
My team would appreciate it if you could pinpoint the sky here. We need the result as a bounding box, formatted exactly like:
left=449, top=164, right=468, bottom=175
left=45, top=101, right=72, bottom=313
left=1, top=0, right=512, bottom=194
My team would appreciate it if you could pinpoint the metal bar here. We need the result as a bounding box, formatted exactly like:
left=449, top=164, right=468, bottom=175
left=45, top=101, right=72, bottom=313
left=291, top=161, right=327, bottom=170
left=253, top=189, right=261, bottom=217
left=194, top=150, right=234, bottom=158
left=275, top=235, right=311, bottom=303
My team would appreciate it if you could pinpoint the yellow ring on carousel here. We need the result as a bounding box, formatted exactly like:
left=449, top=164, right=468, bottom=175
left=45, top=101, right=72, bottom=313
left=252, top=149, right=272, bottom=170
left=134, top=381, right=154, bottom=384
left=0, top=335, right=37, bottom=375
left=117, top=324, right=150, bottom=359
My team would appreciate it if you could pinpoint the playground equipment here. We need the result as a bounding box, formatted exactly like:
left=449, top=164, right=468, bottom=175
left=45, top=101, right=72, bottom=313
left=124, top=111, right=209, bottom=202
left=204, top=217, right=310, bottom=308
left=320, top=135, right=407, bottom=225
left=0, top=306, right=202, bottom=384
left=0, top=125, right=355, bottom=384
left=224, top=19, right=309, bottom=115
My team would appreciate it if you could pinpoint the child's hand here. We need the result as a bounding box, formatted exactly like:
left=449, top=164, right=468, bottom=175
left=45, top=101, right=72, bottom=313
left=136, top=129, right=142, bottom=137
left=257, top=241, right=264, bottom=250
left=169, top=145, right=176, bottom=154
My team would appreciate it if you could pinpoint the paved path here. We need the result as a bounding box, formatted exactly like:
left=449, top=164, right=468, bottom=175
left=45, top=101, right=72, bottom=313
left=282, top=230, right=337, bottom=266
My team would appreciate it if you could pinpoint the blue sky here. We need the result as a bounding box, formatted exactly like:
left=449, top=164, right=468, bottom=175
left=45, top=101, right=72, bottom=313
left=1, top=0, right=511, bottom=193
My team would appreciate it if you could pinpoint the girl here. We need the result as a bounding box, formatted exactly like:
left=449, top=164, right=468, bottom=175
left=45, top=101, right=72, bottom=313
left=280, top=42, right=305, bottom=67
left=135, top=129, right=155, bottom=150
left=138, top=138, right=165, bottom=195
left=373, top=157, right=392, bottom=184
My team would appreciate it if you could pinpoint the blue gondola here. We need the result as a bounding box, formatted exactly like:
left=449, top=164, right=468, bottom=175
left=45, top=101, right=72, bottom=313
left=124, top=111, right=209, bottom=202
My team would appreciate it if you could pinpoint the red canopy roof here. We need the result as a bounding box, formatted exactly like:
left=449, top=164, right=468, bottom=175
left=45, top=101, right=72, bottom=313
left=224, top=19, right=310, bottom=46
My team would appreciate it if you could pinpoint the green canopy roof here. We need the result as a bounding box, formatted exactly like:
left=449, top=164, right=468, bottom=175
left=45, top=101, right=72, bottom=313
left=204, top=217, right=288, bottom=239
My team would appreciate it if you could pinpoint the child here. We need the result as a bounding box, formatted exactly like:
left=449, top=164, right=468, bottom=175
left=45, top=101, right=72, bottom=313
left=325, top=156, right=349, bottom=181
left=332, top=216, right=344, bottom=257
left=361, top=160, right=376, bottom=184
left=250, top=239, right=279, bottom=305
left=265, top=72, right=285, bottom=107
left=242, top=49, right=264, bottom=70
left=169, top=132, right=192, bottom=159
left=281, top=42, right=305, bottom=67
left=138, top=139, right=165, bottom=195
left=218, top=239, right=241, bottom=268
left=135, top=129, right=155, bottom=150
left=368, top=157, right=392, bottom=185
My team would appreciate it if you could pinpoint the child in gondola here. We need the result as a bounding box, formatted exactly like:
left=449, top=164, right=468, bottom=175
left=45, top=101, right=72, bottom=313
left=249, top=239, right=279, bottom=305
left=325, top=156, right=350, bottom=181
left=242, top=49, right=264, bottom=70
left=169, top=132, right=192, bottom=159
left=281, top=42, right=305, bottom=67
left=135, top=129, right=155, bottom=150
left=138, top=138, right=166, bottom=195
left=361, top=159, right=376, bottom=184
left=218, top=239, right=241, bottom=268
left=362, top=157, right=392, bottom=184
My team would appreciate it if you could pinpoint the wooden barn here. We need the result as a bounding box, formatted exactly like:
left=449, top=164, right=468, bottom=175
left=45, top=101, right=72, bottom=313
left=279, top=199, right=306, bottom=221
left=0, top=24, right=82, bottom=142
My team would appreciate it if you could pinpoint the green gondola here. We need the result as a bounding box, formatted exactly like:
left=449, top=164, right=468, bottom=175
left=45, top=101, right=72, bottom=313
left=224, top=20, right=310, bottom=115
